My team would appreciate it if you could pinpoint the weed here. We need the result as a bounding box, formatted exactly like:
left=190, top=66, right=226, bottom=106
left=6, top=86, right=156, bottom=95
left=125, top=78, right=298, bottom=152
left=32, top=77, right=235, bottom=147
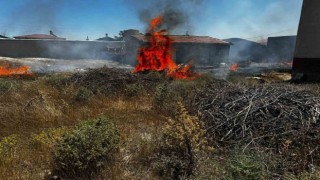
left=151, top=102, right=211, bottom=179
left=0, top=80, right=13, bottom=94
left=0, top=134, right=18, bottom=158
left=75, top=87, right=93, bottom=101
left=53, top=117, right=120, bottom=179
left=32, top=127, right=69, bottom=149
left=227, top=152, right=269, bottom=180
left=125, top=83, right=144, bottom=97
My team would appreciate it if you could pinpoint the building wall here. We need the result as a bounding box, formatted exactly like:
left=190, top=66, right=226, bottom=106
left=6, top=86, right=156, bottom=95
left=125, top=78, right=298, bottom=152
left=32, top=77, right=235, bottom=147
left=174, top=43, right=229, bottom=65
left=224, top=38, right=267, bottom=62
left=124, top=38, right=230, bottom=66
left=123, top=36, right=142, bottom=65
left=267, top=36, right=296, bottom=62
left=0, top=39, right=124, bottom=59
left=293, top=0, right=320, bottom=81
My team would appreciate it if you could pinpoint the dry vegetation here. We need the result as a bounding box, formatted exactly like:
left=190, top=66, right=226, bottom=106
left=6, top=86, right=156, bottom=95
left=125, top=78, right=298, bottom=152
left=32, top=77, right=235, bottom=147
left=0, top=67, right=319, bottom=179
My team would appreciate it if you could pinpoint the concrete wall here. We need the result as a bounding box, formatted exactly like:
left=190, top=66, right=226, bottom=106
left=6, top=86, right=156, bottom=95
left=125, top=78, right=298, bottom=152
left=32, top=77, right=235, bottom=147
left=125, top=37, right=230, bottom=66
left=292, top=0, right=320, bottom=81
left=224, top=38, right=267, bottom=62
left=267, top=36, right=296, bottom=62
left=174, top=43, right=229, bottom=66
left=0, top=39, right=124, bottom=59
left=294, top=0, right=320, bottom=58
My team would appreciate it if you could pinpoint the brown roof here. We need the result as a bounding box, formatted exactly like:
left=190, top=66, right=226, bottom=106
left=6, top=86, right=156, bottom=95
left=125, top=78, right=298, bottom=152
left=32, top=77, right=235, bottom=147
left=131, top=35, right=229, bottom=44
left=14, top=34, right=66, bottom=40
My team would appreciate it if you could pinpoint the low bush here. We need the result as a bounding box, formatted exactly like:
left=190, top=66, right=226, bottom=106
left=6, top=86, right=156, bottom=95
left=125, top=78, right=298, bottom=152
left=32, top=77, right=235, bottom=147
left=227, top=152, right=269, bottom=180
left=44, top=73, right=69, bottom=87
left=0, top=134, right=18, bottom=158
left=31, top=127, right=69, bottom=149
left=0, top=80, right=13, bottom=94
left=153, top=82, right=182, bottom=116
left=75, top=87, right=93, bottom=101
left=53, top=118, right=120, bottom=178
left=153, top=78, right=216, bottom=117
left=125, top=83, right=144, bottom=97
left=151, top=102, right=211, bottom=179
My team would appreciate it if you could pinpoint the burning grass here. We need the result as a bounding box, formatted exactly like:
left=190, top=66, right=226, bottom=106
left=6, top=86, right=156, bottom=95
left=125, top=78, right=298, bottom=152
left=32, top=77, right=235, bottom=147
left=0, top=67, right=319, bottom=179
left=133, top=15, right=199, bottom=80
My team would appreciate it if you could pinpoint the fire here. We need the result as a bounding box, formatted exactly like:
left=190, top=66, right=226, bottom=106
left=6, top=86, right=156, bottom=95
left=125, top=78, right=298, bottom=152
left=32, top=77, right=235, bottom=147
left=0, top=64, right=33, bottom=76
left=229, top=64, right=239, bottom=71
left=133, top=15, right=198, bottom=80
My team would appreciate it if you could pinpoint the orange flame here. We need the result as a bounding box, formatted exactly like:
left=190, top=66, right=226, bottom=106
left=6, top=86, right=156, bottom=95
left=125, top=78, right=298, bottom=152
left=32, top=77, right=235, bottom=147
left=0, top=64, right=33, bottom=76
left=229, top=64, right=239, bottom=71
left=133, top=15, right=199, bottom=80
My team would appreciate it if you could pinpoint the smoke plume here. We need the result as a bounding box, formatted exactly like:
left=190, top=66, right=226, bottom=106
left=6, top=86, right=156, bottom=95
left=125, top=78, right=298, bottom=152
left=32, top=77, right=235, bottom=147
left=205, top=0, right=302, bottom=39
left=126, top=0, right=207, bottom=34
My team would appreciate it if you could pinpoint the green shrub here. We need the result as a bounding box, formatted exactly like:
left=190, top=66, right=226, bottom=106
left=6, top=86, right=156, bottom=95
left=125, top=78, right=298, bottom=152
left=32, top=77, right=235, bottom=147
left=284, top=166, right=320, bottom=180
left=53, top=118, right=120, bottom=178
left=75, top=87, right=93, bottom=101
left=153, top=83, right=182, bottom=116
left=125, top=83, right=144, bottom=97
left=194, top=158, right=228, bottom=179
left=0, top=134, right=18, bottom=158
left=0, top=81, right=13, bottom=94
left=227, top=153, right=268, bottom=180
left=153, top=79, right=209, bottom=116
left=151, top=102, right=211, bottom=179
left=45, top=74, right=69, bottom=88
left=31, top=127, right=69, bottom=149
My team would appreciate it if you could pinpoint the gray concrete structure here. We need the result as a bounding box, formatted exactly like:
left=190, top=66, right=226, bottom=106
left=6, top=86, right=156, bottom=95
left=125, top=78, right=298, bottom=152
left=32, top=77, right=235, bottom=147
left=267, top=36, right=296, bottom=62
left=0, top=39, right=124, bottom=59
left=292, top=0, right=320, bottom=81
left=124, top=33, right=230, bottom=66
left=224, top=38, right=267, bottom=62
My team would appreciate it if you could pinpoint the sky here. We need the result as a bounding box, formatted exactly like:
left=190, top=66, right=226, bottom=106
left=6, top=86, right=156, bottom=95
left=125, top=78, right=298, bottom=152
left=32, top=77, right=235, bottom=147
left=0, top=0, right=303, bottom=41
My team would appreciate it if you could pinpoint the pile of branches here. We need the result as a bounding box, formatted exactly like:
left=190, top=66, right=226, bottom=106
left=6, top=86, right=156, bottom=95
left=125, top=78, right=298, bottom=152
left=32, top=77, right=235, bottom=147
left=188, top=83, right=320, bottom=172
left=62, top=66, right=166, bottom=93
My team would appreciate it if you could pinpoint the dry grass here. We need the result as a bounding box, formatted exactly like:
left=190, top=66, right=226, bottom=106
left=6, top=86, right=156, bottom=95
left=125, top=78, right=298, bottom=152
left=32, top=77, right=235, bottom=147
left=0, top=71, right=319, bottom=179
left=0, top=73, right=165, bottom=179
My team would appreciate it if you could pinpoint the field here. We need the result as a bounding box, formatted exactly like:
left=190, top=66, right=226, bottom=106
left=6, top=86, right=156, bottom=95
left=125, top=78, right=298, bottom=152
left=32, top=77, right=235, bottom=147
left=0, top=66, right=319, bottom=179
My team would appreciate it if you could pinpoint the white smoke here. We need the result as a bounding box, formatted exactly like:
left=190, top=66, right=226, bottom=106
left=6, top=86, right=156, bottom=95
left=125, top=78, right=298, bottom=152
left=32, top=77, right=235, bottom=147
left=201, top=0, right=302, bottom=39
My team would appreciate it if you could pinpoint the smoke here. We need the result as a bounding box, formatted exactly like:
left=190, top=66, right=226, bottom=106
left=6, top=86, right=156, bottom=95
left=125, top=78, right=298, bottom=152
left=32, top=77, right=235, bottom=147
left=224, top=38, right=268, bottom=63
left=126, top=0, right=208, bottom=34
left=5, top=0, right=65, bottom=35
left=204, top=0, right=302, bottom=39
left=1, top=57, right=125, bottom=73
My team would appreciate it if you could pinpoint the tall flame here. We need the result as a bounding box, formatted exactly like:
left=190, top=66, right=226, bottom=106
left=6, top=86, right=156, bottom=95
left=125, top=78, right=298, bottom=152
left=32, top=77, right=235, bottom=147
left=133, top=15, right=198, bottom=80
left=0, top=64, right=33, bottom=76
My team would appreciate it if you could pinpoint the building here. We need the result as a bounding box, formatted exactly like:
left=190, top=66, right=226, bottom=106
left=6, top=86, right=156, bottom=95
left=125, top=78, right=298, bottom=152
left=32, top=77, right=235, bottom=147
left=124, top=30, right=230, bottom=66
left=14, top=31, right=66, bottom=40
left=0, top=35, right=9, bottom=39
left=224, top=38, right=267, bottom=62
left=267, top=36, right=296, bottom=62
left=292, top=0, right=320, bottom=81
left=96, top=33, right=116, bottom=41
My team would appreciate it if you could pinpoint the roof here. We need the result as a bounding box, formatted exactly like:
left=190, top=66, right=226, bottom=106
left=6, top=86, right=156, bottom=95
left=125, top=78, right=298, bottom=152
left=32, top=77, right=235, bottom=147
left=224, top=38, right=266, bottom=46
left=0, top=35, right=9, bottom=39
left=268, top=35, right=297, bottom=39
left=14, top=34, right=66, bottom=40
left=224, top=38, right=259, bottom=43
left=96, top=36, right=116, bottom=41
left=131, top=35, right=230, bottom=44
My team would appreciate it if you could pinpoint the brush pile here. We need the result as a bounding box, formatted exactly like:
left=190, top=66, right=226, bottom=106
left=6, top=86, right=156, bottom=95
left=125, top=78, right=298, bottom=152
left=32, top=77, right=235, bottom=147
left=188, top=82, right=320, bottom=171
left=63, top=66, right=166, bottom=93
